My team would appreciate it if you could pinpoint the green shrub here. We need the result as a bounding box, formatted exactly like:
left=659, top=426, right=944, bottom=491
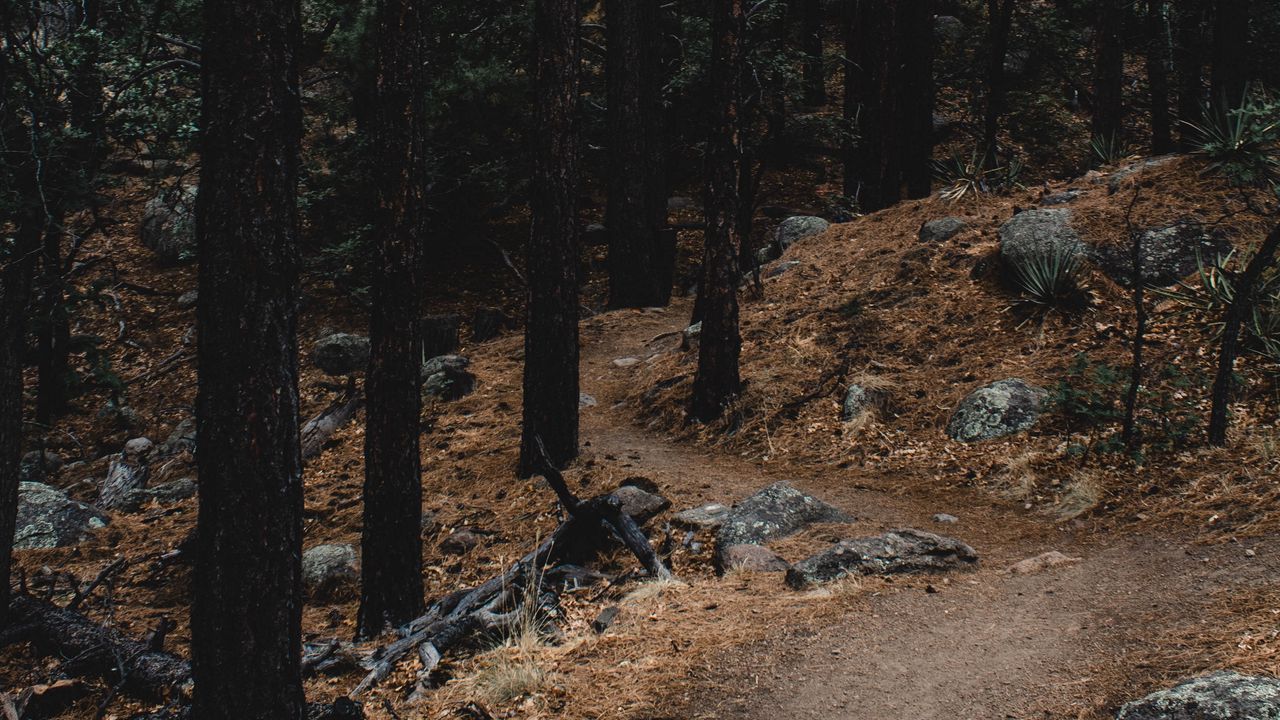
left=1185, top=91, right=1280, bottom=186
left=1008, top=245, right=1089, bottom=312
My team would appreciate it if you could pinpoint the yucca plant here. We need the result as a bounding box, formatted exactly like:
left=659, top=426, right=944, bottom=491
left=1090, top=133, right=1129, bottom=166
left=1184, top=91, right=1280, bottom=186
left=933, top=149, right=1024, bottom=201
left=1009, top=245, right=1089, bottom=313
left=1154, top=248, right=1280, bottom=366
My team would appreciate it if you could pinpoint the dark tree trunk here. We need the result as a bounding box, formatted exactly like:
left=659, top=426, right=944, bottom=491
left=193, top=0, right=305, bottom=716
left=981, top=0, right=1015, bottom=168
left=1146, top=0, right=1174, bottom=154
left=801, top=0, right=826, bottom=106
left=606, top=0, right=667, bottom=308
left=843, top=0, right=898, bottom=212
left=1173, top=0, right=1207, bottom=148
left=691, top=0, right=744, bottom=422
left=1209, top=0, right=1250, bottom=114
left=1091, top=0, right=1125, bottom=144
left=34, top=225, right=70, bottom=424
left=899, top=0, right=935, bottom=199
left=519, top=0, right=581, bottom=476
left=358, top=0, right=427, bottom=639
left=1207, top=222, right=1280, bottom=446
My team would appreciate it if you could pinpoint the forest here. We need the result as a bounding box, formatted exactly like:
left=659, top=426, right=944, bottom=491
left=3, top=0, right=1280, bottom=718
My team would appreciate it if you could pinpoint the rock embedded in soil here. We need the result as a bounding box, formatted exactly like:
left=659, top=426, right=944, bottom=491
left=841, top=384, right=874, bottom=422
left=1040, top=189, right=1081, bottom=206
left=918, top=217, right=967, bottom=244
left=774, top=216, right=830, bottom=255
left=313, top=333, right=371, bottom=376
left=784, top=528, right=978, bottom=589
left=1116, top=671, right=1280, bottom=720
left=421, top=354, right=475, bottom=400
left=681, top=322, right=702, bottom=351
left=1089, top=222, right=1231, bottom=287
left=932, top=513, right=959, bottom=524
left=19, top=450, right=63, bottom=484
left=578, top=392, right=597, bottom=408
left=15, top=482, right=110, bottom=550
left=673, top=503, right=731, bottom=531
left=612, top=357, right=641, bottom=368
left=1007, top=550, right=1082, bottom=575
left=302, top=544, right=360, bottom=602
left=716, top=482, right=852, bottom=554
left=946, top=378, right=1047, bottom=443
left=609, top=485, right=671, bottom=524
left=116, top=478, right=198, bottom=513
left=764, top=260, right=802, bottom=279
left=140, top=185, right=197, bottom=264
left=719, top=544, right=791, bottom=573
left=997, top=208, right=1084, bottom=269
left=158, top=417, right=197, bottom=457
left=440, top=528, right=482, bottom=555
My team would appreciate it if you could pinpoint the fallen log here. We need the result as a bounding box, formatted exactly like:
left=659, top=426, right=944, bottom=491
left=302, top=387, right=363, bottom=460
left=2, top=595, right=191, bottom=701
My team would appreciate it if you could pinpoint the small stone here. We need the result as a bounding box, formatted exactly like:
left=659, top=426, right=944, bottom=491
left=609, top=485, right=671, bottom=523
left=177, top=290, right=199, bottom=309
left=302, top=544, right=360, bottom=602
left=1040, top=189, right=1081, bottom=206
left=719, top=544, right=791, bottom=573
left=932, top=513, right=959, bottom=524
left=440, top=528, right=482, bottom=555
left=681, top=323, right=702, bottom=351
left=612, top=357, right=641, bottom=368
left=673, top=503, right=731, bottom=531
left=592, top=606, right=621, bottom=633
left=1007, top=550, right=1082, bottom=575
left=579, top=392, right=598, bottom=408
left=124, top=437, right=154, bottom=457
left=421, top=355, right=475, bottom=401
left=918, top=217, right=967, bottom=243
left=946, top=378, right=1047, bottom=443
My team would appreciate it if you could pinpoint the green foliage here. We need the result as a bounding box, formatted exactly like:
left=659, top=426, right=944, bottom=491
left=933, top=149, right=1024, bottom=201
left=1089, top=133, right=1130, bottom=166
left=1050, top=354, right=1126, bottom=431
left=1008, top=245, right=1089, bottom=312
left=1185, top=91, right=1280, bottom=186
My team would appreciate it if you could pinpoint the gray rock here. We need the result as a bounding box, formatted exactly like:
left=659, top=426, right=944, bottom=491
left=1090, top=222, right=1231, bottom=287
left=124, top=437, right=154, bottom=457
left=764, top=260, right=802, bottom=279
left=441, top=528, right=482, bottom=555
left=19, top=450, right=63, bottom=484
left=998, top=209, right=1084, bottom=269
left=717, top=482, right=852, bottom=551
left=116, top=478, right=197, bottom=513
left=14, top=482, right=110, bottom=549
left=1040, top=189, right=1081, bottom=206
left=177, top=290, right=199, bottom=310
left=934, top=15, right=964, bottom=44
left=774, top=216, right=830, bottom=255
left=140, top=185, right=197, bottom=264
left=785, top=528, right=978, bottom=588
left=681, top=322, right=702, bottom=351
left=673, top=503, right=730, bottom=531
left=579, top=392, right=597, bottom=408
left=95, top=402, right=141, bottom=431
left=1106, top=155, right=1178, bottom=193
left=612, top=357, right=641, bottom=368
left=609, top=485, right=671, bottom=524
left=421, top=354, right=475, bottom=400
left=946, top=378, right=1047, bottom=443
left=158, top=417, right=197, bottom=457
left=313, top=333, right=370, bottom=376
left=720, top=544, right=791, bottom=573
left=841, top=385, right=872, bottom=422
left=302, top=544, right=360, bottom=602
left=1117, top=672, right=1280, bottom=720
left=754, top=244, right=779, bottom=268
left=932, top=513, right=959, bottom=524
left=919, top=217, right=967, bottom=243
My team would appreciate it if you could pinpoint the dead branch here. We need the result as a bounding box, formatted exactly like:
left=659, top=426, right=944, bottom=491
left=302, top=387, right=363, bottom=460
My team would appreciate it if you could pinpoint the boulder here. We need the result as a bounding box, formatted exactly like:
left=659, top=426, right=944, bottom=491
left=919, top=217, right=967, bottom=244
left=1116, top=672, right=1280, bottom=720
left=14, top=482, right=109, bottom=549
left=140, top=185, right=197, bottom=263
left=785, top=528, right=978, bottom=588
left=946, top=378, right=1046, bottom=443
left=673, top=503, right=730, bottom=531
left=115, top=478, right=198, bottom=513
left=774, top=216, right=830, bottom=255
left=681, top=322, right=702, bottom=351
left=1090, top=222, right=1231, bottom=287
left=177, top=290, right=199, bottom=310
left=716, top=482, right=852, bottom=551
left=302, top=544, right=360, bottom=602
left=720, top=544, right=791, bottom=573
left=609, top=485, right=671, bottom=524
left=421, top=354, right=475, bottom=400
left=313, top=333, right=370, bottom=376
left=19, top=450, right=63, bottom=485
left=997, top=209, right=1084, bottom=269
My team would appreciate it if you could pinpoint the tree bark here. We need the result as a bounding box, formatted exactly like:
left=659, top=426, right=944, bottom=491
left=691, top=0, right=745, bottom=422
left=1091, top=0, right=1126, bottom=145
left=981, top=0, right=1015, bottom=169
left=519, top=0, right=581, bottom=476
left=1146, top=0, right=1174, bottom=154
left=193, top=0, right=305, bottom=716
left=899, top=0, right=935, bottom=199
left=843, top=0, right=898, bottom=212
left=1207, top=221, right=1280, bottom=446
left=1173, top=0, right=1207, bottom=148
left=800, top=0, right=826, bottom=106
left=606, top=0, right=667, bottom=308
left=1209, top=0, right=1250, bottom=115
left=358, top=0, right=428, bottom=639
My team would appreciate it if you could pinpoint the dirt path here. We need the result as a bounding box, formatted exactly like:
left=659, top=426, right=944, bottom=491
left=573, top=304, right=1273, bottom=720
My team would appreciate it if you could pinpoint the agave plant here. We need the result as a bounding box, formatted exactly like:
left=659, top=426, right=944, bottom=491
left=1184, top=91, right=1280, bottom=186
left=933, top=149, right=1023, bottom=202
left=1009, top=245, right=1088, bottom=312
left=1089, top=133, right=1130, bottom=166
left=1154, top=247, right=1280, bottom=366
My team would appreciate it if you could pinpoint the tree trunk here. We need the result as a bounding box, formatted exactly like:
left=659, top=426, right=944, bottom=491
left=801, top=0, right=826, bottom=106
left=691, top=0, right=744, bottom=422
left=606, top=0, right=666, bottom=309
left=358, top=0, right=427, bottom=639
left=1146, top=0, right=1174, bottom=154
left=1173, top=0, right=1207, bottom=148
left=193, top=0, right=305, bottom=716
left=981, top=0, right=1014, bottom=169
left=1209, top=0, right=1250, bottom=115
left=1207, top=221, right=1280, bottom=446
left=899, top=0, right=935, bottom=199
left=843, top=0, right=898, bottom=211
left=519, top=0, right=581, bottom=476
left=35, top=225, right=70, bottom=424
left=1091, top=0, right=1125, bottom=145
